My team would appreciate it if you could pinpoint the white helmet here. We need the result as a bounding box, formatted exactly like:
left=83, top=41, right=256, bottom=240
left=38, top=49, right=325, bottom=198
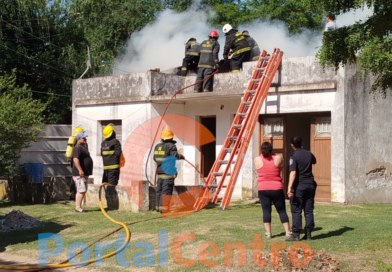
left=222, top=24, right=233, bottom=34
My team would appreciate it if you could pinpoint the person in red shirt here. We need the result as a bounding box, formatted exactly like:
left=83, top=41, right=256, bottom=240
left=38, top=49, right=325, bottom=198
left=254, top=141, right=295, bottom=241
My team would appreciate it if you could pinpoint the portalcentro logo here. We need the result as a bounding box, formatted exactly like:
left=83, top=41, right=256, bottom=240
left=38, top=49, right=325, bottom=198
left=119, top=114, right=216, bottom=217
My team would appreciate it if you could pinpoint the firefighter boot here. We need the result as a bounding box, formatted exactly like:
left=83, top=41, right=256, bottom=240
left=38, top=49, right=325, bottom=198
left=302, top=228, right=312, bottom=241
left=286, top=231, right=300, bottom=241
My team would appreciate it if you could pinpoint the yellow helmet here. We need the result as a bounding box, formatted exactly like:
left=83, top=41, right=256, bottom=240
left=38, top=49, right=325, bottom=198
left=161, top=126, right=174, bottom=140
left=184, top=37, right=196, bottom=45
left=103, top=123, right=115, bottom=139
left=73, top=126, right=85, bottom=136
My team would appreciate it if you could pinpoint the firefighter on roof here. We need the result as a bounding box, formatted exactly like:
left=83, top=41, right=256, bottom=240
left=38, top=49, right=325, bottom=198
left=153, top=126, right=185, bottom=213
left=194, top=30, right=220, bottom=92
left=181, top=38, right=200, bottom=76
left=242, top=30, right=261, bottom=61
left=101, top=123, right=122, bottom=185
left=222, top=24, right=251, bottom=72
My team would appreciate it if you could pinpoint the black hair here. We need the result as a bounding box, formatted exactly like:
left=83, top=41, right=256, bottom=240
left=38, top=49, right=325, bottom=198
left=327, top=12, right=336, bottom=20
left=242, top=30, right=249, bottom=36
left=291, top=136, right=302, bottom=148
left=162, top=138, right=176, bottom=143
left=261, top=141, right=273, bottom=157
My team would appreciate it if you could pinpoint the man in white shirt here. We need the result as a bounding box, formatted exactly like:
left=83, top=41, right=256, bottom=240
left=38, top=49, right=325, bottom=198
left=325, top=12, right=339, bottom=31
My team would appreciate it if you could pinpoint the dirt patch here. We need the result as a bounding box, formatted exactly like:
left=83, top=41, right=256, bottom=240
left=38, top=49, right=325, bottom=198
left=210, top=248, right=339, bottom=272
left=0, top=210, right=43, bottom=232
left=0, top=252, right=93, bottom=272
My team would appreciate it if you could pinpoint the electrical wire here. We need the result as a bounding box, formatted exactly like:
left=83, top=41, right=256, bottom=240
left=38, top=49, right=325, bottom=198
left=5, top=21, right=64, bottom=50
left=112, top=67, right=133, bottom=74
left=0, top=43, right=70, bottom=75
left=30, top=90, right=71, bottom=97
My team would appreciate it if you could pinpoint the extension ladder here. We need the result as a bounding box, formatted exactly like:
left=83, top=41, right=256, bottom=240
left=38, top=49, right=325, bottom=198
left=194, top=48, right=283, bottom=211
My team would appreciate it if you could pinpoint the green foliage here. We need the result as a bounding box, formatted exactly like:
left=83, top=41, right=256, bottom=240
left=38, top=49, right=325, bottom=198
left=0, top=0, right=164, bottom=123
left=0, top=72, right=45, bottom=177
left=316, top=0, right=392, bottom=93
left=0, top=0, right=327, bottom=124
left=69, top=0, right=164, bottom=75
left=166, top=0, right=193, bottom=12
left=208, top=0, right=325, bottom=34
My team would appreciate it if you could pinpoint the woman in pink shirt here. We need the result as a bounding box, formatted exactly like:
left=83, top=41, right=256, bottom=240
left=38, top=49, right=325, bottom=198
left=254, top=142, right=294, bottom=240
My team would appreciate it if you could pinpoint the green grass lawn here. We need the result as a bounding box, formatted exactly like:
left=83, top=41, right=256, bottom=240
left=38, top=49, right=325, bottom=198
left=1, top=200, right=392, bottom=271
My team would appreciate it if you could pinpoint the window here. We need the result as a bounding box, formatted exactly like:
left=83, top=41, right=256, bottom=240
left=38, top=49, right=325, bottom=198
left=314, top=117, right=331, bottom=137
left=264, top=118, right=284, bottom=137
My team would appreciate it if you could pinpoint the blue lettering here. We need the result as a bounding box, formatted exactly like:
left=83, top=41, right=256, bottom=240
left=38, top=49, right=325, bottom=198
left=38, top=233, right=64, bottom=266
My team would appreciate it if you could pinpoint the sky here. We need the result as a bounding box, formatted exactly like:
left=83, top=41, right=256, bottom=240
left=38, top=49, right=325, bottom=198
left=114, top=4, right=374, bottom=74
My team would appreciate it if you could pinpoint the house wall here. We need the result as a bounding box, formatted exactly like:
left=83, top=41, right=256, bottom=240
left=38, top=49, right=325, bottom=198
left=344, top=63, right=392, bottom=203
left=19, top=125, right=72, bottom=177
left=72, top=55, right=353, bottom=206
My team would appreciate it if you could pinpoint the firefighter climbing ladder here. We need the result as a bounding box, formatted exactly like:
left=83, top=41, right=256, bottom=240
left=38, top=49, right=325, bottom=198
left=195, top=48, right=283, bottom=211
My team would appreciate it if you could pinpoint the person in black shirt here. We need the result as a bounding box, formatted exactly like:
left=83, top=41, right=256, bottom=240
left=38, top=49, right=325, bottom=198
left=181, top=38, right=200, bottom=76
left=287, top=136, right=317, bottom=241
left=101, top=124, right=122, bottom=185
left=153, top=126, right=184, bottom=213
left=194, top=30, right=220, bottom=92
left=222, top=24, right=251, bottom=72
left=73, top=132, right=93, bottom=213
left=242, top=30, right=261, bottom=61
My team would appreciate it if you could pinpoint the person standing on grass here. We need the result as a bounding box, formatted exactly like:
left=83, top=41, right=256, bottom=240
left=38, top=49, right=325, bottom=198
left=287, top=136, right=317, bottom=241
left=254, top=141, right=295, bottom=241
left=72, top=132, right=93, bottom=213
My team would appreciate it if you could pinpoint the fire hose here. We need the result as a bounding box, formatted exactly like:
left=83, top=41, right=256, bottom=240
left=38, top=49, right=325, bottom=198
left=0, top=63, right=226, bottom=271
left=145, top=60, right=229, bottom=186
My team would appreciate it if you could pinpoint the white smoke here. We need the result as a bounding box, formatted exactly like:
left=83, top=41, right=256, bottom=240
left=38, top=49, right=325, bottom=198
left=115, top=2, right=214, bottom=74
left=114, top=3, right=374, bottom=74
left=336, top=5, right=373, bottom=27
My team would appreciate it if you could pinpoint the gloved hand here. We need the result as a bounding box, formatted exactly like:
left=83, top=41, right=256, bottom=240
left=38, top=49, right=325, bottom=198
left=215, top=63, right=219, bottom=69
left=223, top=55, right=228, bottom=61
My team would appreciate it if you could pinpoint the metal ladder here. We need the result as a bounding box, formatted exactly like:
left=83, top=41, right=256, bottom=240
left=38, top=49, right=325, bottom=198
left=194, top=48, right=283, bottom=211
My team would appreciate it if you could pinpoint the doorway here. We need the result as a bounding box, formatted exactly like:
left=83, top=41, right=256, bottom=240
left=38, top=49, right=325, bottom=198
left=200, top=116, right=216, bottom=177
left=259, top=112, right=331, bottom=202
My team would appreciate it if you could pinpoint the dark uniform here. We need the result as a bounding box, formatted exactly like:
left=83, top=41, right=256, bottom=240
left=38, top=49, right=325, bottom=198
left=70, top=143, right=89, bottom=198
left=194, top=38, right=220, bottom=92
left=289, top=148, right=317, bottom=234
left=153, top=139, right=184, bottom=212
left=181, top=40, right=200, bottom=76
left=244, top=35, right=261, bottom=61
left=223, top=29, right=251, bottom=71
left=101, top=132, right=122, bottom=185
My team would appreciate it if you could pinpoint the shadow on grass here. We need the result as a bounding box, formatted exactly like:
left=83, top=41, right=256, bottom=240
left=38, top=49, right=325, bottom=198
left=86, top=207, right=103, bottom=212
left=0, top=221, right=73, bottom=248
left=0, top=200, right=71, bottom=209
left=0, top=258, right=37, bottom=267
left=0, top=201, right=29, bottom=209
left=312, top=226, right=354, bottom=240
left=203, top=202, right=219, bottom=210
left=274, top=227, right=323, bottom=238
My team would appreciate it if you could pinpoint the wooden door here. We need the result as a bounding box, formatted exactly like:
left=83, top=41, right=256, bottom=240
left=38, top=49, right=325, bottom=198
left=260, top=117, right=287, bottom=193
left=311, top=116, right=331, bottom=202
